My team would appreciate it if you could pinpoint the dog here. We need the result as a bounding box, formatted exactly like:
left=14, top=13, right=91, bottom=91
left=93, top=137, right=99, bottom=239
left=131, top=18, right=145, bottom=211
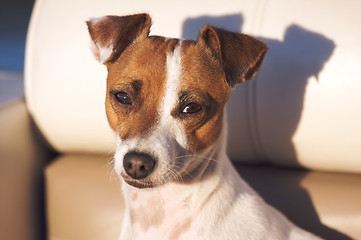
left=87, top=13, right=321, bottom=240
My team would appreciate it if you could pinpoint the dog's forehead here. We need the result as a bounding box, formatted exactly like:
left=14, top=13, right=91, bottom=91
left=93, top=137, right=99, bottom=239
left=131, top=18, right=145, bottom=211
left=107, top=37, right=179, bottom=85
left=107, top=36, right=228, bottom=99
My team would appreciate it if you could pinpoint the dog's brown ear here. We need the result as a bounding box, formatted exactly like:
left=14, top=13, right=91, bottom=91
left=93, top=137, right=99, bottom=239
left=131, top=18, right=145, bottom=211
left=197, top=26, right=268, bottom=87
left=86, top=13, right=151, bottom=64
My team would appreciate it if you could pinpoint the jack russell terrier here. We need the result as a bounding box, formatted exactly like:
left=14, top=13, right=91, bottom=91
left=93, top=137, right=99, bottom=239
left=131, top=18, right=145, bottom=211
left=87, top=13, right=321, bottom=240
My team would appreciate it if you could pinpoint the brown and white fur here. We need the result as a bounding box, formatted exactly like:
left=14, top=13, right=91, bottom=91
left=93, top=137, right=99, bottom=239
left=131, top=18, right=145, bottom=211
left=87, top=13, right=320, bottom=240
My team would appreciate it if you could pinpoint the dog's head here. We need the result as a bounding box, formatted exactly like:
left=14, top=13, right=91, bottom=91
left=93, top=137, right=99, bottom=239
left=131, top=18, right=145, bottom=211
left=87, top=13, right=267, bottom=188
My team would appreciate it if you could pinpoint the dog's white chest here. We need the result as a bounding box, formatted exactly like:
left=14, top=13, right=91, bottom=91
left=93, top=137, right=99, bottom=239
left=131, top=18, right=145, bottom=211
left=122, top=184, right=199, bottom=240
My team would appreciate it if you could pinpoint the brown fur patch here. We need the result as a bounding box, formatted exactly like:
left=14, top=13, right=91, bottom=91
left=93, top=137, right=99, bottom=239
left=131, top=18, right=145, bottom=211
left=87, top=14, right=151, bottom=63
left=177, top=40, right=231, bottom=152
left=198, top=25, right=268, bottom=86
left=105, top=37, right=180, bottom=139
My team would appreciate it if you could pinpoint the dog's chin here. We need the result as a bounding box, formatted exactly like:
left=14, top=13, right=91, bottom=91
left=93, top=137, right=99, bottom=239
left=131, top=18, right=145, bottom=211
left=121, top=173, right=165, bottom=189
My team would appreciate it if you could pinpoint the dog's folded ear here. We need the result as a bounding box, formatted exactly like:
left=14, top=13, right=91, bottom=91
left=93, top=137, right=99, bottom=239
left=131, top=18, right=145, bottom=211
left=197, top=26, right=268, bottom=87
left=86, top=13, right=151, bottom=64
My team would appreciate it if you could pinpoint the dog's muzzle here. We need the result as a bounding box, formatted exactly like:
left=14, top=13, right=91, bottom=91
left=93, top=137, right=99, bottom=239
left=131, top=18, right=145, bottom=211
left=123, top=151, right=156, bottom=180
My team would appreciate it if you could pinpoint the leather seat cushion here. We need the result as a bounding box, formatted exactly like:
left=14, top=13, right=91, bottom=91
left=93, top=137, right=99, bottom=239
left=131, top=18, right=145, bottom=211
left=45, top=154, right=124, bottom=240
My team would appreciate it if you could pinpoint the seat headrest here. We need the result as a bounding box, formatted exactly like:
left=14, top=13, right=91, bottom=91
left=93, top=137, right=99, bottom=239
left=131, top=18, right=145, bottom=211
left=25, top=0, right=361, bottom=173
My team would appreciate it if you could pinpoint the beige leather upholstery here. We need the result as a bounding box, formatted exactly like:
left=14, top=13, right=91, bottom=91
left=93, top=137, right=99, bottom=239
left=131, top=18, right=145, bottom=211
left=45, top=155, right=124, bottom=240
left=25, top=0, right=361, bottom=173
left=0, top=100, right=50, bottom=240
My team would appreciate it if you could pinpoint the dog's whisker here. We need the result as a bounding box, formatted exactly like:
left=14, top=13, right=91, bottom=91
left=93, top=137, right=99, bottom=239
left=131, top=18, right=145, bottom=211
left=101, top=154, right=120, bottom=182
left=162, top=162, right=187, bottom=183
left=168, top=164, right=196, bottom=183
left=175, top=154, right=219, bottom=163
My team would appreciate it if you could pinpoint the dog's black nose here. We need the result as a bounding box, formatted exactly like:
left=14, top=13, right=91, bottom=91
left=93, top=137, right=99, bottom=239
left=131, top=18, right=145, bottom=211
left=123, top=152, right=156, bottom=179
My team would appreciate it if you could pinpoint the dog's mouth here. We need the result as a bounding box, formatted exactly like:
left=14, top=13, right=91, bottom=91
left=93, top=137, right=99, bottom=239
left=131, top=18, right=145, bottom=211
left=120, top=172, right=167, bottom=189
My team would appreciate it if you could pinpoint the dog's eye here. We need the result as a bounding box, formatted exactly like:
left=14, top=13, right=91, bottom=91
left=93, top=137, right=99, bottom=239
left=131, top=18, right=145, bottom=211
left=182, top=102, right=202, bottom=114
left=114, top=92, right=132, bottom=105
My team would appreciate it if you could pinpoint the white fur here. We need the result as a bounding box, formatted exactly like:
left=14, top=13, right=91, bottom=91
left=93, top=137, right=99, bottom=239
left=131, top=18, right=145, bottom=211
left=98, top=44, right=113, bottom=64
left=115, top=43, right=321, bottom=240
left=160, top=42, right=188, bottom=149
left=88, top=16, right=114, bottom=63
